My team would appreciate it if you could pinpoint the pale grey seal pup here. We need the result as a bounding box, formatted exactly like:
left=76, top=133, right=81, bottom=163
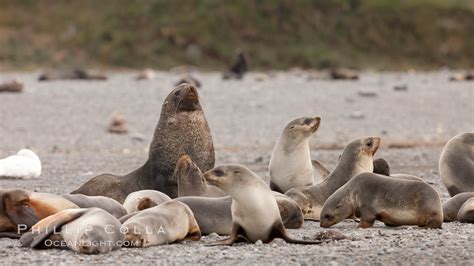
left=439, top=133, right=474, bottom=196
left=269, top=116, right=329, bottom=193
left=285, top=137, right=380, bottom=220
left=120, top=200, right=201, bottom=247
left=442, top=192, right=474, bottom=222
left=20, top=208, right=124, bottom=254
left=72, top=83, right=215, bottom=201
left=122, top=190, right=171, bottom=214
left=203, top=165, right=320, bottom=245
left=320, top=173, right=443, bottom=229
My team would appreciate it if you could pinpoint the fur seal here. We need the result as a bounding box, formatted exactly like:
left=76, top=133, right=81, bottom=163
left=38, top=68, right=107, bottom=81
left=2, top=189, right=78, bottom=230
left=330, top=68, right=359, bottom=80
left=320, top=173, right=443, bottom=228
left=439, top=133, right=474, bottom=196
left=223, top=49, right=248, bottom=80
left=0, top=189, right=17, bottom=237
left=135, top=69, right=155, bottom=80
left=62, top=194, right=127, bottom=219
left=457, top=197, right=474, bottom=223
left=176, top=192, right=304, bottom=235
left=120, top=200, right=201, bottom=247
left=0, top=149, right=41, bottom=179
left=72, top=83, right=215, bottom=201
left=20, top=208, right=124, bottom=254
left=373, top=158, right=390, bottom=176
left=203, top=164, right=320, bottom=245
left=269, top=116, right=327, bottom=193
left=108, top=111, right=128, bottom=134
left=0, top=79, right=23, bottom=93
left=122, top=190, right=171, bottom=214
left=285, top=137, right=380, bottom=220
left=442, top=192, right=474, bottom=222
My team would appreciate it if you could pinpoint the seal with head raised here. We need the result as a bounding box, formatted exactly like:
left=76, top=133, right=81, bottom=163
left=72, top=83, right=215, bottom=201
left=203, top=164, right=321, bottom=245
left=285, top=137, right=380, bottom=220
left=120, top=200, right=201, bottom=247
left=20, top=208, right=124, bottom=254
left=439, top=133, right=474, bottom=196
left=269, top=117, right=329, bottom=193
left=442, top=192, right=474, bottom=222
left=320, top=172, right=443, bottom=228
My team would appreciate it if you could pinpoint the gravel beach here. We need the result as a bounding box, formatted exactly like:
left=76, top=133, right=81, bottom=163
left=0, top=71, right=473, bottom=264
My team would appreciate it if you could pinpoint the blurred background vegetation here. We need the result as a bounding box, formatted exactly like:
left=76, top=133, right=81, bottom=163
left=0, top=0, right=473, bottom=70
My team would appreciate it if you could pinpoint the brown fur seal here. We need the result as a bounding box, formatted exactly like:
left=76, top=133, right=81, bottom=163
left=203, top=165, right=320, bottom=245
left=122, top=190, right=171, bottom=214
left=439, top=133, right=474, bottom=196
left=223, top=49, right=248, bottom=80
left=269, top=117, right=329, bottom=193
left=457, top=197, right=474, bottom=223
left=72, top=83, right=215, bottom=201
left=285, top=137, right=380, bottom=220
left=38, top=68, right=107, bottom=81
left=62, top=194, right=127, bottom=218
left=0, top=80, right=23, bottom=93
left=20, top=208, right=124, bottom=254
left=442, top=192, right=474, bottom=222
left=0, top=189, right=18, bottom=238
left=320, top=173, right=443, bottom=228
left=3, top=189, right=78, bottom=232
left=120, top=200, right=201, bottom=247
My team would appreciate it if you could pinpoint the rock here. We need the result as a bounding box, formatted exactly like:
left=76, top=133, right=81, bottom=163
left=330, top=68, right=359, bottom=80
left=108, top=112, right=128, bottom=134
left=357, top=91, right=377, bottom=97
left=255, top=240, right=263, bottom=246
left=313, top=230, right=351, bottom=241
left=349, top=111, right=365, bottom=119
left=254, top=73, right=268, bottom=82
left=135, top=69, right=155, bottom=80
left=394, top=85, right=408, bottom=91
left=0, top=79, right=24, bottom=93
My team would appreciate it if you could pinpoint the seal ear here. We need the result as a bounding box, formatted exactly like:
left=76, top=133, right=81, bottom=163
left=20, top=208, right=89, bottom=249
left=137, top=197, right=157, bottom=211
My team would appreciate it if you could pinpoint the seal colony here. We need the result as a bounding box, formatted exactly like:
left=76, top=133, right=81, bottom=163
left=1, top=82, right=473, bottom=256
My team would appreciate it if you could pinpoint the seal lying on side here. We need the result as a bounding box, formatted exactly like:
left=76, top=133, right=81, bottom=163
left=204, top=165, right=320, bottom=245
left=439, top=133, right=474, bottom=196
left=269, top=117, right=329, bottom=193
left=0, top=149, right=41, bottom=179
left=320, top=173, right=443, bottom=229
left=285, top=137, right=380, bottom=220
left=457, top=197, right=474, bottom=223
left=120, top=201, right=201, bottom=247
left=442, top=192, right=474, bottom=222
left=122, top=190, right=171, bottom=214
left=62, top=194, right=126, bottom=218
left=2, top=189, right=78, bottom=234
left=38, top=69, right=107, bottom=81
left=20, top=208, right=124, bottom=254
left=72, top=83, right=215, bottom=201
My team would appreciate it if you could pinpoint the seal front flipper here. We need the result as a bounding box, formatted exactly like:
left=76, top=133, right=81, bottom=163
left=205, top=223, right=246, bottom=246
left=21, top=208, right=89, bottom=248
left=270, top=221, right=322, bottom=245
left=0, top=232, right=21, bottom=239
left=311, top=160, right=331, bottom=179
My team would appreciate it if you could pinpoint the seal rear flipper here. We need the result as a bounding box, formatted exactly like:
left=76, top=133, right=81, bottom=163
left=0, top=232, right=21, bottom=239
left=24, top=208, right=89, bottom=248
left=270, top=221, right=322, bottom=245
left=311, top=160, right=331, bottom=179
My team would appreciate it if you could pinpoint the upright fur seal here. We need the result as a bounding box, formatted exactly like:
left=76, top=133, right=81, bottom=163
left=0, top=149, right=41, bottom=179
left=223, top=49, right=248, bottom=80
left=439, top=133, right=474, bottom=196
left=122, top=190, right=171, bottom=214
left=120, top=200, right=201, bottom=247
left=20, top=208, right=124, bottom=254
left=203, top=165, right=320, bottom=245
left=72, top=83, right=215, bottom=201
left=269, top=117, right=329, bottom=193
left=442, top=192, right=474, bottom=222
left=62, top=194, right=127, bottom=218
left=320, top=173, right=443, bottom=228
left=285, top=137, right=380, bottom=220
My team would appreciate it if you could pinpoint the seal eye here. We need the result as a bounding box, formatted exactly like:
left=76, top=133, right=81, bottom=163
left=366, top=139, right=373, bottom=147
left=289, top=125, right=295, bottom=130
left=174, top=90, right=181, bottom=96
left=303, top=118, right=312, bottom=125
left=213, top=169, right=225, bottom=177
left=324, top=214, right=332, bottom=220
